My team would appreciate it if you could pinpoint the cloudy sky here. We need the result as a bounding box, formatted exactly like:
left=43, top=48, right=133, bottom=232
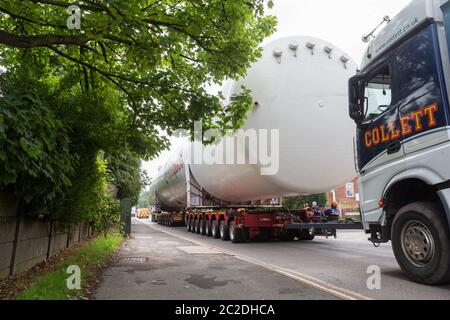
left=142, top=0, right=412, bottom=180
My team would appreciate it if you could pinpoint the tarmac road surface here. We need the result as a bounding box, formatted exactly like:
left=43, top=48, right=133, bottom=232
left=140, top=219, right=450, bottom=300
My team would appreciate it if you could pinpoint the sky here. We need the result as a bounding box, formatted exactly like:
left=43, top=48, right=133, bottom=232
left=142, top=0, right=412, bottom=181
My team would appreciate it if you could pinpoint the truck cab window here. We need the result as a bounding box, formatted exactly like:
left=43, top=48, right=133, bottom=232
left=363, top=65, right=392, bottom=123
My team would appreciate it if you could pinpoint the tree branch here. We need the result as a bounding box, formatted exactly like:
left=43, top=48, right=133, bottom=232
left=0, top=30, right=89, bottom=48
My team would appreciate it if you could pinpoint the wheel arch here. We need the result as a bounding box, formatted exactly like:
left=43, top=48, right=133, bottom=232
left=382, top=169, right=450, bottom=237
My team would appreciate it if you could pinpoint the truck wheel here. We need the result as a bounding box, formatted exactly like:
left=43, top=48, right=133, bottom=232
left=282, top=230, right=297, bottom=241
left=186, top=219, right=191, bottom=232
left=258, top=228, right=270, bottom=242
left=230, top=222, right=247, bottom=243
left=189, top=219, right=195, bottom=233
left=195, top=219, right=201, bottom=234
left=193, top=219, right=198, bottom=233
left=211, top=220, right=220, bottom=239
left=298, top=230, right=315, bottom=241
left=220, top=221, right=230, bottom=241
left=392, top=202, right=450, bottom=285
left=200, top=220, right=207, bottom=236
left=205, top=221, right=212, bottom=237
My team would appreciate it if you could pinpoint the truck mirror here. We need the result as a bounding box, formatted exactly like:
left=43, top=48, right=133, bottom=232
left=349, top=76, right=364, bottom=124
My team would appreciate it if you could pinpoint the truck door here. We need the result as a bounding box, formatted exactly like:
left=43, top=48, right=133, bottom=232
left=356, top=62, right=404, bottom=173
left=396, top=25, right=447, bottom=156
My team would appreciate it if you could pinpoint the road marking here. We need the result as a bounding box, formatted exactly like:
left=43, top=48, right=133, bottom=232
left=137, top=220, right=371, bottom=300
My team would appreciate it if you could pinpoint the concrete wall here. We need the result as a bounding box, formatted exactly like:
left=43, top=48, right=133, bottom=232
left=0, top=220, right=16, bottom=279
left=0, top=192, right=92, bottom=279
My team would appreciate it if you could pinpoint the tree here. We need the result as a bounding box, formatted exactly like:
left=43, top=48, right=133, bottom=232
left=0, top=71, right=76, bottom=208
left=106, top=151, right=148, bottom=204
left=0, top=1, right=277, bottom=222
left=283, top=194, right=328, bottom=211
left=138, top=190, right=151, bottom=209
left=0, top=0, right=277, bottom=159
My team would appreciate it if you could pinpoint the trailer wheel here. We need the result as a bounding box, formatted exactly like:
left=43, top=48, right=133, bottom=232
left=220, top=221, right=230, bottom=241
left=211, top=220, right=220, bottom=239
left=200, top=220, right=207, bottom=236
left=195, top=219, right=201, bottom=234
left=205, top=221, right=212, bottom=237
left=230, top=222, right=247, bottom=243
left=189, top=219, right=195, bottom=233
left=193, top=219, right=198, bottom=233
left=258, top=228, right=270, bottom=242
left=282, top=230, right=297, bottom=241
left=392, top=202, right=450, bottom=285
left=186, top=219, right=191, bottom=232
left=297, top=230, right=315, bottom=241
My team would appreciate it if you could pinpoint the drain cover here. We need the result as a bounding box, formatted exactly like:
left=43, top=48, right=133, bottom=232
left=117, top=257, right=148, bottom=264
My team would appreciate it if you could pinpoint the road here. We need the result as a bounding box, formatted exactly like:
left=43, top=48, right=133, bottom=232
left=141, top=219, right=450, bottom=300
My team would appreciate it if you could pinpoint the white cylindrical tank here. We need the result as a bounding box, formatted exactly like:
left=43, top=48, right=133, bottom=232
left=150, top=35, right=357, bottom=210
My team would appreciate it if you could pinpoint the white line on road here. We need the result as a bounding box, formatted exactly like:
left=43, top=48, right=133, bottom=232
left=137, top=220, right=371, bottom=301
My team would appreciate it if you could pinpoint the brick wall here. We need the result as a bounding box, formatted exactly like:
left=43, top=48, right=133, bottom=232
left=326, top=177, right=360, bottom=214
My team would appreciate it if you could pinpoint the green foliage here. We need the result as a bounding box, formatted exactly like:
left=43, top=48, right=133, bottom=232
left=14, top=233, right=123, bottom=300
left=47, top=153, right=117, bottom=226
left=106, top=151, right=147, bottom=203
left=0, top=0, right=277, bottom=152
left=90, top=194, right=121, bottom=237
left=0, top=1, right=277, bottom=224
left=0, top=73, right=76, bottom=206
left=283, top=193, right=329, bottom=211
left=138, top=190, right=151, bottom=209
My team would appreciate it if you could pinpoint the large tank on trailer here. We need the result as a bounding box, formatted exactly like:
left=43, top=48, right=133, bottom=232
left=150, top=35, right=357, bottom=210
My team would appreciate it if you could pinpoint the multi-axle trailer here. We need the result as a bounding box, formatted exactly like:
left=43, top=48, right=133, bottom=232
left=156, top=208, right=363, bottom=244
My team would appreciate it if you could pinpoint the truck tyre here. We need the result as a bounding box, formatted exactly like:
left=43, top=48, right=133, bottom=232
left=205, top=221, right=212, bottom=237
left=189, top=219, right=195, bottom=233
left=186, top=219, right=191, bottom=232
left=258, top=228, right=269, bottom=242
left=193, top=219, right=199, bottom=234
left=298, top=230, right=315, bottom=241
left=193, top=219, right=197, bottom=233
left=220, top=221, right=230, bottom=241
left=230, top=221, right=247, bottom=243
left=211, top=220, right=220, bottom=239
left=391, top=202, right=450, bottom=285
left=282, top=230, right=297, bottom=241
left=200, top=220, right=207, bottom=236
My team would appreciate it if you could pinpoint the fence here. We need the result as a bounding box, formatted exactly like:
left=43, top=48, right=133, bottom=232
left=0, top=192, right=92, bottom=279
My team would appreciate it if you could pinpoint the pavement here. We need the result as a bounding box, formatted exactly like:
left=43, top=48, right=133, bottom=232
left=92, top=219, right=338, bottom=300
left=139, top=219, right=450, bottom=300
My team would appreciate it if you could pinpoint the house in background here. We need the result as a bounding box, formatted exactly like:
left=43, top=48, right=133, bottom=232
left=326, top=177, right=360, bottom=215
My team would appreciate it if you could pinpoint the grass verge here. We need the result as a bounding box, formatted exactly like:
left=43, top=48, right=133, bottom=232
left=14, top=233, right=123, bottom=300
